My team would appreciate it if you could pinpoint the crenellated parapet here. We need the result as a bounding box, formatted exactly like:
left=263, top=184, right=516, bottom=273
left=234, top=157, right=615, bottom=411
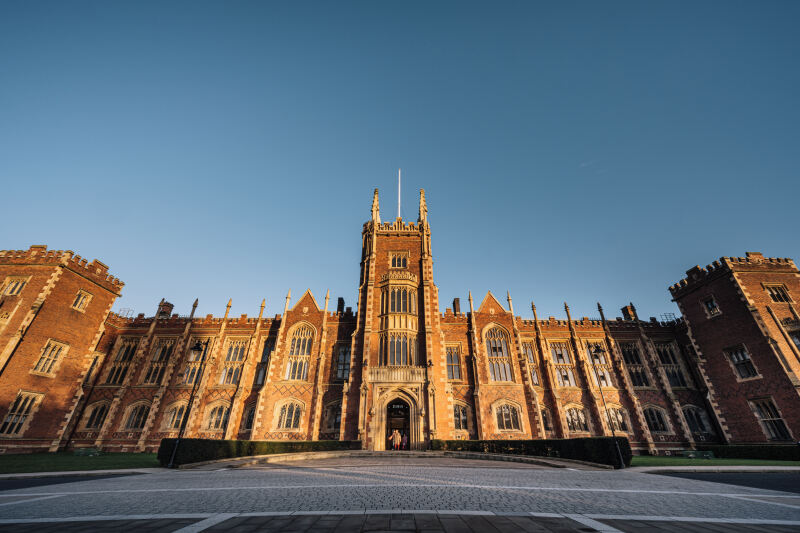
left=670, top=251, right=797, bottom=298
left=0, top=245, right=124, bottom=294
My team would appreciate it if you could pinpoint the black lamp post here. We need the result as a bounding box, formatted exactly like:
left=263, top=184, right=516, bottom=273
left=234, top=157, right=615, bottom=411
left=591, top=345, right=626, bottom=469
left=167, top=339, right=209, bottom=469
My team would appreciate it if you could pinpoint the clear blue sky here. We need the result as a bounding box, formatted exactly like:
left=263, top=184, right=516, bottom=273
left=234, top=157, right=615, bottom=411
left=1, top=1, right=798, bottom=321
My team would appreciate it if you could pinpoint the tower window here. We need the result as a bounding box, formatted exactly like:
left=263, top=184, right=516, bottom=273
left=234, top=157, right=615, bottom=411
left=702, top=296, right=721, bottom=317
left=446, top=346, right=461, bottom=380
left=725, top=345, right=759, bottom=379
left=765, top=285, right=792, bottom=303
left=486, top=328, right=513, bottom=382
left=2, top=277, right=27, bottom=296
left=71, top=290, right=92, bottom=312
left=390, top=253, right=408, bottom=269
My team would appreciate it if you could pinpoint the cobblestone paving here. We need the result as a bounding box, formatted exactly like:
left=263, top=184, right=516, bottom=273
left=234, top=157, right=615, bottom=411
left=0, top=458, right=798, bottom=531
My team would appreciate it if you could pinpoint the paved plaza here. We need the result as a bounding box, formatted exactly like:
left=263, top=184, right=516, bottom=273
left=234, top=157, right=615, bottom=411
left=0, top=456, right=799, bottom=531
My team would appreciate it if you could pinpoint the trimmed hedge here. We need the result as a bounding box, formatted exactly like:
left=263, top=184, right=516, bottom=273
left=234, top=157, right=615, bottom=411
left=696, top=445, right=800, bottom=461
left=157, top=438, right=362, bottom=467
left=431, top=437, right=631, bottom=468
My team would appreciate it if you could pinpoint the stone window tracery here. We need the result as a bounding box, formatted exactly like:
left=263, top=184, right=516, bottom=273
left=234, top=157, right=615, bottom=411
left=106, top=338, right=139, bottom=385
left=123, top=402, right=151, bottom=430
left=285, top=325, right=313, bottom=380
left=486, top=328, right=513, bottom=382
left=31, top=340, right=69, bottom=376
left=277, top=402, right=303, bottom=430
left=495, top=404, right=520, bottom=431
left=220, top=339, right=249, bottom=385
left=379, top=333, right=417, bottom=366
left=454, top=403, right=469, bottom=431
left=164, top=403, right=187, bottom=430
left=643, top=406, right=670, bottom=433
left=566, top=407, right=590, bottom=432
left=83, top=402, right=109, bottom=430
left=446, top=346, right=461, bottom=380
left=143, top=338, right=175, bottom=385
left=0, top=392, right=43, bottom=436
left=206, top=404, right=230, bottom=430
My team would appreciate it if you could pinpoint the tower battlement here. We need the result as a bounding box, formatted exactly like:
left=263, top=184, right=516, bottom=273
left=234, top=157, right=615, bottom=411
left=0, top=245, right=123, bottom=294
left=670, top=251, right=797, bottom=297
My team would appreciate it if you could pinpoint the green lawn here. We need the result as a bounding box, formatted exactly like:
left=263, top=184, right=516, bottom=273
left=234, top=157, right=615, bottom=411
left=0, top=452, right=160, bottom=474
left=631, top=455, right=800, bottom=467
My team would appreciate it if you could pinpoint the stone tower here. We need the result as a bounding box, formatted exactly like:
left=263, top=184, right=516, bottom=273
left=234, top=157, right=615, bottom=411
left=345, top=188, right=440, bottom=450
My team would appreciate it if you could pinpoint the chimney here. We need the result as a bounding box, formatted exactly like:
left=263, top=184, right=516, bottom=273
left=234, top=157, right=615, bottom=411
left=621, top=303, right=638, bottom=321
left=452, top=298, right=461, bottom=314
left=337, top=297, right=345, bottom=313
left=157, top=300, right=174, bottom=318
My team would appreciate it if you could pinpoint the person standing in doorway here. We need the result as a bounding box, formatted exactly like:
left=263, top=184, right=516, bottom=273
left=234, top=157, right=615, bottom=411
left=391, top=429, right=401, bottom=450
left=401, top=432, right=408, bottom=450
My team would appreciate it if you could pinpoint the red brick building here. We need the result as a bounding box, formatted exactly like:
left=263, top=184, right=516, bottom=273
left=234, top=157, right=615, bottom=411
left=0, top=189, right=797, bottom=454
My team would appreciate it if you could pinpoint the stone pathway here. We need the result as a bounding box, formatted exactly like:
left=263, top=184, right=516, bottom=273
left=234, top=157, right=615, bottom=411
left=0, top=457, right=797, bottom=531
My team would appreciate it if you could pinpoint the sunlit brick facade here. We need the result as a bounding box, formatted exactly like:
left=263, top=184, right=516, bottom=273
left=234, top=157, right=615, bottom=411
left=1, top=189, right=798, bottom=454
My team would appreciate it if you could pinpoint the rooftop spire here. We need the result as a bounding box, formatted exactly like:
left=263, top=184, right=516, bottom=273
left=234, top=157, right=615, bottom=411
left=418, top=188, right=427, bottom=224
left=371, top=188, right=380, bottom=223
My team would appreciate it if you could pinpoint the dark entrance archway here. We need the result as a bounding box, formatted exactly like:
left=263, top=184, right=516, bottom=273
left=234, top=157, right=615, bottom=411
left=386, top=399, right=410, bottom=450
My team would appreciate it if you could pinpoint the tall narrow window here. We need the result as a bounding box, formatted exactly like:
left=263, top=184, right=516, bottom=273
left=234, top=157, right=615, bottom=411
left=220, top=339, right=248, bottom=385
left=242, top=405, right=256, bottom=431
left=750, top=398, right=792, bottom=441
left=0, top=392, right=42, bottom=435
left=496, top=404, right=520, bottom=431
left=606, top=408, right=628, bottom=432
left=454, top=404, right=469, bottom=430
left=2, top=277, right=26, bottom=296
left=655, top=342, right=688, bottom=387
left=255, top=337, right=274, bottom=386
left=643, top=407, right=669, bottom=433
left=32, top=340, right=69, bottom=376
left=336, top=346, right=351, bottom=380
left=486, top=328, right=512, bottom=382
left=550, top=343, right=571, bottom=364
left=286, top=326, right=313, bottom=380
left=446, top=346, right=461, bottom=380
left=181, top=338, right=209, bottom=385
left=620, top=342, right=650, bottom=387
left=106, top=338, right=139, bottom=385
left=143, top=339, right=175, bottom=385
left=702, top=297, right=721, bottom=317
left=325, top=402, right=341, bottom=433
left=541, top=409, right=553, bottom=431
left=725, top=345, right=759, bottom=379
left=83, top=356, right=99, bottom=385
left=71, top=290, right=92, bottom=312
left=522, top=342, right=539, bottom=386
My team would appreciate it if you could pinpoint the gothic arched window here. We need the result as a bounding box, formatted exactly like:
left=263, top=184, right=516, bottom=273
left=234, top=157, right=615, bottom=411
left=124, top=402, right=151, bottom=430
left=495, top=404, right=520, bottom=431
left=206, top=404, right=230, bottom=430
left=84, top=402, right=109, bottom=430
left=278, top=402, right=302, bottom=429
left=164, top=403, right=187, bottom=430
left=566, top=407, right=590, bottom=432
left=486, top=328, right=513, bottom=382
left=286, top=325, right=314, bottom=380
left=643, top=407, right=670, bottom=433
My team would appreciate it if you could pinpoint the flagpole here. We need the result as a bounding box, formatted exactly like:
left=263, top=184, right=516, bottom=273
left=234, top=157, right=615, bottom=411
left=398, top=168, right=401, bottom=219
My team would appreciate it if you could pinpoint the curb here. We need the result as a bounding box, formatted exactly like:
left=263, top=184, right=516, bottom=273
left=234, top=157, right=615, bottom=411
left=178, top=450, right=613, bottom=470
left=0, top=468, right=167, bottom=480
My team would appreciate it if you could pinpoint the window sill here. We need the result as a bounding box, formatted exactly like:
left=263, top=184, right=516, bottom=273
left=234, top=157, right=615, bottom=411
left=735, top=375, right=763, bottom=383
left=28, top=370, right=56, bottom=379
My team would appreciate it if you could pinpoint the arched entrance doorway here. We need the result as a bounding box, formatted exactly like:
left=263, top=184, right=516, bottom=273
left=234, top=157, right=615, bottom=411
left=386, top=399, right=410, bottom=450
